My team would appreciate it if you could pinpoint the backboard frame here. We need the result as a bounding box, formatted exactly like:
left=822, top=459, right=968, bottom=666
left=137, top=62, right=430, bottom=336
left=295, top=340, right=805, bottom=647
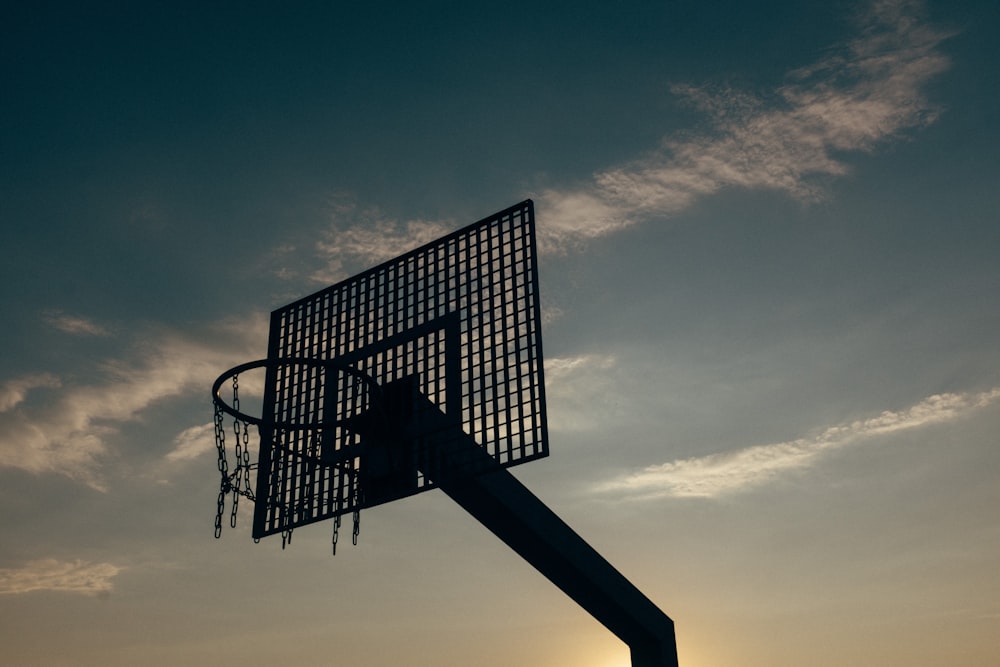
left=252, top=199, right=548, bottom=538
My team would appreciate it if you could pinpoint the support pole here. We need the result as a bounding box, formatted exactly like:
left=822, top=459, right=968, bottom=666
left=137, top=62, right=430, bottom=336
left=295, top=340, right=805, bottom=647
left=376, top=381, right=679, bottom=667
left=436, top=458, right=678, bottom=667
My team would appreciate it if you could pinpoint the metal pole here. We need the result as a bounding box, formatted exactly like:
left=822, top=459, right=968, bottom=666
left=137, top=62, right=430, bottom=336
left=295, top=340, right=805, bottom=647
left=436, top=460, right=678, bottom=667
left=383, top=383, right=679, bottom=667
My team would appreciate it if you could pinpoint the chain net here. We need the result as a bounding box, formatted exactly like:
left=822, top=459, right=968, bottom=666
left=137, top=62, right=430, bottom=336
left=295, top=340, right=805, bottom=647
left=213, top=369, right=360, bottom=553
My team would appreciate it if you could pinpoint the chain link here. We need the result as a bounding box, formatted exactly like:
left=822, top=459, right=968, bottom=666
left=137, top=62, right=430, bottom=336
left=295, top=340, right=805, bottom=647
left=214, top=401, right=228, bottom=538
left=240, top=408, right=252, bottom=495
left=352, top=459, right=361, bottom=545
left=230, top=375, right=242, bottom=528
left=214, top=365, right=363, bottom=555
left=214, top=372, right=259, bottom=539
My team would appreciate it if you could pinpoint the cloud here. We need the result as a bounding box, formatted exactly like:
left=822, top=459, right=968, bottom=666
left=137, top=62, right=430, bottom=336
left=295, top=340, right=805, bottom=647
left=166, top=422, right=215, bottom=462
left=0, top=315, right=269, bottom=490
left=311, top=196, right=453, bottom=283
left=43, top=311, right=110, bottom=336
left=598, top=387, right=1000, bottom=499
left=545, top=354, right=620, bottom=432
left=536, top=0, right=954, bottom=252
left=546, top=354, right=617, bottom=382
left=0, top=559, right=122, bottom=596
left=0, top=374, right=60, bottom=412
left=293, top=3, right=952, bottom=263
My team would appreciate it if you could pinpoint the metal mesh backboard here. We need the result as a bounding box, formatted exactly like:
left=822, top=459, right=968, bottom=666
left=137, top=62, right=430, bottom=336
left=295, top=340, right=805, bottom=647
left=253, top=200, right=548, bottom=538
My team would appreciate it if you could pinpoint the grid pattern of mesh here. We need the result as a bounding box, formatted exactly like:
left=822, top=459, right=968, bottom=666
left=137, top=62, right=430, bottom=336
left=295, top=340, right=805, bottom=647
left=254, top=200, right=547, bottom=537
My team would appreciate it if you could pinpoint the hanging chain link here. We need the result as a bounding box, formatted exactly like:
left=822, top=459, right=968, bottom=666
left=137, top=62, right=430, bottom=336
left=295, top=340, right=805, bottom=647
left=214, top=371, right=258, bottom=539
left=230, top=374, right=242, bottom=529
left=332, top=514, right=342, bottom=555
left=352, top=457, right=361, bottom=546
left=213, top=400, right=228, bottom=539
left=330, top=457, right=364, bottom=553
left=214, top=363, right=367, bottom=556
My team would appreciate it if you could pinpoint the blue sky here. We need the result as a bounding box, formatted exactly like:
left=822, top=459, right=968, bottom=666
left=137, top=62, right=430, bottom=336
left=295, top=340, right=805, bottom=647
left=2, top=1, right=999, bottom=665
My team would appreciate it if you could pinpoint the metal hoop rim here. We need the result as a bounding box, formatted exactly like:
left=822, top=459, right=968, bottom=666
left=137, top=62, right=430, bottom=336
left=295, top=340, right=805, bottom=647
left=211, top=357, right=380, bottom=431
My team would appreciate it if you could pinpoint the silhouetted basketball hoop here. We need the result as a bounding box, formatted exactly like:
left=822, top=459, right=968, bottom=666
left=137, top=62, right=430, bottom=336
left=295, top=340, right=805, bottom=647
left=208, top=201, right=679, bottom=666
left=212, top=357, right=381, bottom=551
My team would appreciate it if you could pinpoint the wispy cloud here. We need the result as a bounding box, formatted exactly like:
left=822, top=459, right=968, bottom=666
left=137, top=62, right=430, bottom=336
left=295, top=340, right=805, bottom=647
left=0, top=559, right=122, bottom=596
left=0, top=315, right=268, bottom=489
left=599, top=388, right=1000, bottom=499
left=311, top=196, right=453, bottom=283
left=536, top=0, right=954, bottom=252
left=0, top=374, right=60, bottom=412
left=43, top=311, right=110, bottom=337
left=166, top=422, right=215, bottom=462
left=545, top=354, right=620, bottom=432
left=301, top=3, right=952, bottom=262
left=546, top=354, right=617, bottom=382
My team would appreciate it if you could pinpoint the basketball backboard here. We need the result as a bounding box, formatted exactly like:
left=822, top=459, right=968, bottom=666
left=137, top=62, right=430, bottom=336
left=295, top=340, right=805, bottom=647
left=211, top=199, right=678, bottom=666
left=251, top=199, right=547, bottom=538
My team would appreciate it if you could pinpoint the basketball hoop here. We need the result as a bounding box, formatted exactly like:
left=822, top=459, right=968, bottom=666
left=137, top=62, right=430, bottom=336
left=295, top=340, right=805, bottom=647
left=212, top=357, right=380, bottom=552
left=204, top=201, right=680, bottom=665
left=212, top=358, right=379, bottom=429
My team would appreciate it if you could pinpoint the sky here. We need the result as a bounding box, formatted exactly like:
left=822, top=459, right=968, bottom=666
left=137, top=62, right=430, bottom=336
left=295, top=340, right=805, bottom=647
left=2, top=1, right=999, bottom=665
